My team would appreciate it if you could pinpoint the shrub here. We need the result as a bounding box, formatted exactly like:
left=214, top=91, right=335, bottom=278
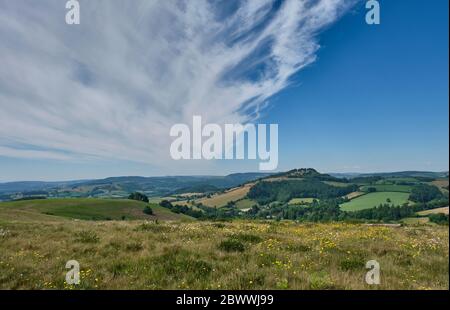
left=108, top=262, right=129, bottom=277
left=143, top=206, right=153, bottom=215
left=409, top=184, right=442, bottom=203
left=211, top=223, right=225, bottom=228
left=159, top=200, right=173, bottom=209
left=128, top=192, right=149, bottom=203
left=153, top=248, right=212, bottom=279
left=340, top=258, right=365, bottom=271
left=135, top=222, right=170, bottom=233
left=309, top=272, right=335, bottom=289
left=232, top=233, right=262, bottom=244
left=125, top=241, right=143, bottom=252
left=218, top=239, right=245, bottom=252
left=285, top=243, right=311, bottom=252
left=429, top=213, right=449, bottom=225
left=75, top=230, right=99, bottom=243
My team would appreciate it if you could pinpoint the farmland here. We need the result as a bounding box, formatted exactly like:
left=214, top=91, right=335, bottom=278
left=417, top=207, right=449, bottom=216
left=288, top=198, right=317, bottom=205
left=340, top=192, right=410, bottom=212
left=360, top=185, right=412, bottom=193
left=198, top=184, right=253, bottom=208
left=0, top=168, right=448, bottom=290
left=0, top=199, right=192, bottom=222
left=235, top=199, right=257, bottom=210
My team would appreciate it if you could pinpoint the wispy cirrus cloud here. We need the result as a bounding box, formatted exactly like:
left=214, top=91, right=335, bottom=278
left=0, top=0, right=355, bottom=168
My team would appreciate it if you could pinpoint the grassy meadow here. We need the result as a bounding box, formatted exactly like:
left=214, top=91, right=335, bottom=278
left=360, top=185, right=413, bottom=193
left=0, top=199, right=448, bottom=290
left=340, top=192, right=411, bottom=211
left=0, top=199, right=193, bottom=222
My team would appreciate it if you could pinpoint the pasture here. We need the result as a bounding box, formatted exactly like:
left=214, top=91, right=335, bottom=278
left=0, top=199, right=192, bottom=222
left=360, top=185, right=412, bottom=193
left=340, top=192, right=410, bottom=212
left=0, top=217, right=447, bottom=289
left=198, top=185, right=252, bottom=207
left=418, top=207, right=449, bottom=216
left=288, top=198, right=317, bottom=205
left=235, top=199, right=257, bottom=210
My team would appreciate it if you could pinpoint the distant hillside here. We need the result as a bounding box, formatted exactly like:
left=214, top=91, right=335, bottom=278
left=264, top=168, right=345, bottom=182
left=0, top=198, right=193, bottom=222
left=330, top=171, right=448, bottom=179
left=1, top=169, right=447, bottom=202
left=0, top=173, right=273, bottom=201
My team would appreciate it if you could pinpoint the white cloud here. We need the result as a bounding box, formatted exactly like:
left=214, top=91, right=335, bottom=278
left=0, top=0, right=354, bottom=169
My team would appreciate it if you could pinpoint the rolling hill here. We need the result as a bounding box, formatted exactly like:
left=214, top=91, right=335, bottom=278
left=0, top=198, right=193, bottom=222
left=0, top=173, right=272, bottom=201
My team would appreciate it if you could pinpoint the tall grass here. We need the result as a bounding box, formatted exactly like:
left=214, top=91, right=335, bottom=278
left=0, top=219, right=448, bottom=289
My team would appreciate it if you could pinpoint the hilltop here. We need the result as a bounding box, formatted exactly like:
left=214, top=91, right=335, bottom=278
left=0, top=168, right=448, bottom=290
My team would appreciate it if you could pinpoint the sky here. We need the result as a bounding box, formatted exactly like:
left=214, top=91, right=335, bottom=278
left=0, top=0, right=448, bottom=182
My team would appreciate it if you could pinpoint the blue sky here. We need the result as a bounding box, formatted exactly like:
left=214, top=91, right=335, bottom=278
left=0, top=0, right=448, bottom=181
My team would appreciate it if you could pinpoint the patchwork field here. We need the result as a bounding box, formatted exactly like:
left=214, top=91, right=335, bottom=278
left=340, top=192, right=410, bottom=212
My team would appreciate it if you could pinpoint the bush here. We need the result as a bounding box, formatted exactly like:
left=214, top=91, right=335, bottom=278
left=75, top=230, right=99, bottom=243
left=128, top=192, right=149, bottom=203
left=159, top=200, right=173, bottom=209
left=143, top=206, right=153, bottom=215
left=125, top=241, right=143, bottom=252
left=232, top=233, right=262, bottom=244
left=218, top=239, right=245, bottom=252
left=309, top=272, right=336, bottom=289
left=135, top=222, right=170, bottom=233
left=340, top=258, right=365, bottom=271
left=428, top=213, right=449, bottom=225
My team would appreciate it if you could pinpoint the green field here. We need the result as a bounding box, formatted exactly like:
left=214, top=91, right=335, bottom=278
left=385, top=177, right=419, bottom=183
left=288, top=198, right=317, bottom=205
left=401, top=217, right=430, bottom=225
left=340, top=192, right=411, bottom=211
left=323, top=181, right=352, bottom=187
left=235, top=198, right=257, bottom=210
left=360, top=184, right=412, bottom=193
left=0, top=199, right=193, bottom=221
left=0, top=218, right=447, bottom=289
left=199, top=185, right=251, bottom=207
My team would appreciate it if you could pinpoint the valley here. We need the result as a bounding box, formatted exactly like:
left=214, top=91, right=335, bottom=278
left=0, top=168, right=448, bottom=290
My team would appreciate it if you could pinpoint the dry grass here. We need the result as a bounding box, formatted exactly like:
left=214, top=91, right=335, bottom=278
left=430, top=179, right=449, bottom=195
left=198, top=184, right=253, bottom=207
left=418, top=207, right=449, bottom=216
left=345, top=192, right=366, bottom=200
left=431, top=179, right=449, bottom=189
left=0, top=217, right=448, bottom=290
